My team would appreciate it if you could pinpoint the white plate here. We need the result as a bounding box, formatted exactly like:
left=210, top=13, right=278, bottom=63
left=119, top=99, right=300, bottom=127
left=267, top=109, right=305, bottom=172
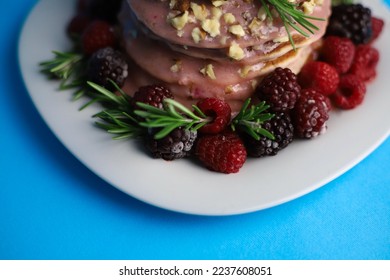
left=19, top=0, right=390, bottom=216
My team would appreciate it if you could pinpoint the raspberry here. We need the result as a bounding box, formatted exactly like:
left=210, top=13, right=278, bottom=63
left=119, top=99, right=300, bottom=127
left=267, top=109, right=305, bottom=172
left=298, top=61, right=340, bottom=96
left=195, top=131, right=247, bottom=174
left=82, top=20, right=117, bottom=55
left=242, top=112, right=294, bottom=157
left=326, top=4, right=372, bottom=45
left=256, top=67, right=301, bottom=111
left=132, top=85, right=173, bottom=110
left=145, top=128, right=197, bottom=161
left=196, top=98, right=231, bottom=134
left=320, top=36, right=355, bottom=74
left=369, top=17, right=385, bottom=44
left=87, top=47, right=128, bottom=89
left=293, top=89, right=330, bottom=139
left=331, top=74, right=366, bottom=110
left=348, top=45, right=379, bottom=82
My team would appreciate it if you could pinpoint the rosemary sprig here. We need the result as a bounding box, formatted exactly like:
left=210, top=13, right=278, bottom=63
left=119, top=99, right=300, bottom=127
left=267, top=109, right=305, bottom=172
left=94, top=110, right=144, bottom=140
left=86, top=82, right=144, bottom=139
left=260, top=0, right=325, bottom=49
left=82, top=81, right=133, bottom=111
left=332, top=0, right=354, bottom=5
left=40, top=51, right=88, bottom=100
left=40, top=51, right=83, bottom=80
left=134, top=99, right=210, bottom=140
left=231, top=99, right=275, bottom=141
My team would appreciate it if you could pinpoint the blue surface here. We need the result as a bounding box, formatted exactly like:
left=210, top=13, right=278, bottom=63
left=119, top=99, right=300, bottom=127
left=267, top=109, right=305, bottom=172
left=1, top=0, right=389, bottom=260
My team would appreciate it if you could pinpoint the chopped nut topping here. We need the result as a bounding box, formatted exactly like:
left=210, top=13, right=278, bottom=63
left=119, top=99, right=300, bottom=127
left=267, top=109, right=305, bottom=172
left=225, top=85, right=233, bottom=94
left=239, top=65, right=253, bottom=78
left=223, top=13, right=236, bottom=24
left=170, top=11, right=189, bottom=30
left=170, top=60, right=182, bottom=73
left=200, top=64, right=217, bottom=80
left=201, top=18, right=221, bottom=37
left=257, top=6, right=267, bottom=21
left=171, top=0, right=190, bottom=12
left=191, top=27, right=206, bottom=43
left=211, top=7, right=223, bottom=19
left=228, top=41, right=245, bottom=60
left=190, top=2, right=209, bottom=21
left=229, top=24, right=246, bottom=37
left=211, top=0, right=227, bottom=7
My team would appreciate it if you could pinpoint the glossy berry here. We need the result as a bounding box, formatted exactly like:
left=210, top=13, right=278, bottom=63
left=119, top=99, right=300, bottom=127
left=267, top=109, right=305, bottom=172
left=369, top=17, right=385, bottom=44
left=298, top=61, right=339, bottom=96
left=242, top=112, right=294, bottom=157
left=348, top=45, right=379, bottom=82
left=321, top=36, right=355, bottom=74
left=82, top=20, right=116, bottom=55
left=256, top=67, right=301, bottom=111
left=195, top=131, right=247, bottom=174
left=331, top=75, right=366, bottom=110
left=326, top=4, right=372, bottom=45
left=132, top=85, right=173, bottom=109
left=87, top=47, right=128, bottom=89
left=293, top=89, right=330, bottom=139
left=196, top=98, right=231, bottom=134
left=145, top=127, right=197, bottom=161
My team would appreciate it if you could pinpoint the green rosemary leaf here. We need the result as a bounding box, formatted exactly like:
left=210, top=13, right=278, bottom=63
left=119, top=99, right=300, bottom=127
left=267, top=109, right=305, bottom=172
left=231, top=98, right=275, bottom=140
left=265, top=0, right=325, bottom=49
left=164, top=99, right=202, bottom=121
left=87, top=82, right=120, bottom=104
left=153, top=123, right=182, bottom=140
left=192, top=105, right=207, bottom=119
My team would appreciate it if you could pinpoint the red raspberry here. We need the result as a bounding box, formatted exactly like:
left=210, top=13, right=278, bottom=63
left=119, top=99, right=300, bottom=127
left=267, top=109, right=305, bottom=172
left=331, top=74, right=366, bottom=110
left=256, top=67, right=301, bottom=111
left=82, top=20, right=117, bottom=55
left=196, top=98, right=231, bottom=134
left=369, top=17, right=385, bottom=44
left=348, top=45, right=379, bottom=82
left=195, top=131, right=247, bottom=174
left=321, top=36, right=355, bottom=74
left=298, top=61, right=340, bottom=96
left=293, top=88, right=330, bottom=139
left=132, top=85, right=173, bottom=110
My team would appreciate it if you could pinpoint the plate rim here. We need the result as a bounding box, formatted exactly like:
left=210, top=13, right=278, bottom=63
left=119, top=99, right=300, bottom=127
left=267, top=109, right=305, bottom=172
left=18, top=0, right=390, bottom=216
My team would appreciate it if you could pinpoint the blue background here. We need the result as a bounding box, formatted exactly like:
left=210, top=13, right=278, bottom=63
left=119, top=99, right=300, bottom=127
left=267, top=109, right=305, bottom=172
left=1, top=0, right=389, bottom=260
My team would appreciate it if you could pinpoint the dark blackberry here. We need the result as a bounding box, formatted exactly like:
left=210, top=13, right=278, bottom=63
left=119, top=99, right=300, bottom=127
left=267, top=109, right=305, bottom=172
left=242, top=112, right=294, bottom=157
left=132, top=85, right=173, bottom=109
left=87, top=47, right=128, bottom=89
left=256, top=67, right=301, bottom=111
left=326, top=4, right=372, bottom=45
left=145, top=127, right=197, bottom=161
left=293, top=89, right=330, bottom=139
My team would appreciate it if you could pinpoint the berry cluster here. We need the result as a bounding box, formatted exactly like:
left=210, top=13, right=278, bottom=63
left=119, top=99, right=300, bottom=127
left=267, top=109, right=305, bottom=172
left=298, top=3, right=384, bottom=112
left=45, top=1, right=384, bottom=175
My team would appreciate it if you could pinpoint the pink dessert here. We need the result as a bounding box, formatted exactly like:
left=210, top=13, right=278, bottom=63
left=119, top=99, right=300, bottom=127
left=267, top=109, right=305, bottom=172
left=118, top=0, right=332, bottom=113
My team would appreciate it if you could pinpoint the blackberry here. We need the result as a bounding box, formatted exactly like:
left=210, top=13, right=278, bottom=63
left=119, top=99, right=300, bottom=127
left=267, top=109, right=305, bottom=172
left=242, top=112, right=294, bottom=157
left=132, top=85, right=173, bottom=109
left=87, top=47, right=128, bottom=89
left=326, top=4, right=372, bottom=45
left=145, top=127, right=197, bottom=161
left=293, top=89, right=330, bottom=139
left=256, top=67, right=301, bottom=111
